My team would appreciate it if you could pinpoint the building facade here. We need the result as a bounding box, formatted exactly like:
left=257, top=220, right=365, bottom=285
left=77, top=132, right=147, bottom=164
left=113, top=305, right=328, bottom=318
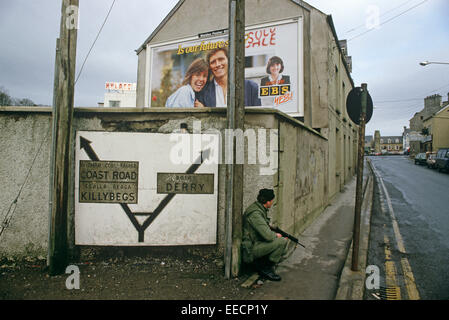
left=379, top=136, right=403, bottom=154
left=369, top=130, right=403, bottom=154
left=406, top=92, right=449, bottom=155
left=423, top=104, right=449, bottom=152
left=135, top=0, right=358, bottom=197
left=101, top=82, right=137, bottom=108
left=409, top=94, right=443, bottom=132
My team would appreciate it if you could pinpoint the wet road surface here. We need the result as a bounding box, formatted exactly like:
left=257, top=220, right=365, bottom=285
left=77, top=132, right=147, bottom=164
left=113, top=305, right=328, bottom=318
left=366, top=155, right=449, bottom=300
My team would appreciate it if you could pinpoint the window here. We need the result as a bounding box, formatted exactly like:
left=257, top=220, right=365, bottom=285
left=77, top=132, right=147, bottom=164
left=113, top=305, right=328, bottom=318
left=245, top=56, right=253, bottom=68
left=109, top=100, right=120, bottom=107
left=245, top=54, right=268, bottom=68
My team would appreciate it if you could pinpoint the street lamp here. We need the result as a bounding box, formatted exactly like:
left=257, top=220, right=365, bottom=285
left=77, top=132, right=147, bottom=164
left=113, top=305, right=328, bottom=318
left=419, top=60, right=449, bottom=66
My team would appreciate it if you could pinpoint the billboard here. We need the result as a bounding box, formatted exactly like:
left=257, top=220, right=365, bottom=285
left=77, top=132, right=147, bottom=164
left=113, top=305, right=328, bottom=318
left=146, top=19, right=303, bottom=116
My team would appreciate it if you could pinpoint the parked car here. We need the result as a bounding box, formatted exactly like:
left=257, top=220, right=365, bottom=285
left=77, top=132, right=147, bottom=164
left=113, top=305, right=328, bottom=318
left=414, top=152, right=427, bottom=165
left=426, top=152, right=437, bottom=169
left=435, top=148, right=449, bottom=172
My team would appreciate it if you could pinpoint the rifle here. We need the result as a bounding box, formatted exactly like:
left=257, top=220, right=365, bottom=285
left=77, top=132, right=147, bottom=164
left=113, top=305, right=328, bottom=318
left=270, top=226, right=306, bottom=248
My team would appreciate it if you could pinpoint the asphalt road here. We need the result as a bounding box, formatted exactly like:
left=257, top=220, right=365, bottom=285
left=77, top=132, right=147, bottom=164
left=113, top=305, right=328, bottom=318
left=366, top=155, right=449, bottom=300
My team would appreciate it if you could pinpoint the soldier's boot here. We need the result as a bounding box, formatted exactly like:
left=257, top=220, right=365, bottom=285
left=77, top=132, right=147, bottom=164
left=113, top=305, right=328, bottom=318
left=257, top=258, right=281, bottom=281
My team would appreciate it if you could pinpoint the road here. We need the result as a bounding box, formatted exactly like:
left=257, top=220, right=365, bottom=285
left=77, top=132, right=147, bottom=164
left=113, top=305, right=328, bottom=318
left=365, top=155, right=449, bottom=300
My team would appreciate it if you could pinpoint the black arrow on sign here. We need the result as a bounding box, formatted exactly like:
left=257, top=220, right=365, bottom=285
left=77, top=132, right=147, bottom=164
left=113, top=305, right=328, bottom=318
left=138, top=148, right=211, bottom=240
left=80, top=137, right=100, bottom=161
left=79, top=135, right=211, bottom=242
left=80, top=136, right=142, bottom=234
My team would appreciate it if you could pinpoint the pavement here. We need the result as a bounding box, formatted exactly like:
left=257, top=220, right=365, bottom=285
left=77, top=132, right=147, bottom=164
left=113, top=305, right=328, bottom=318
left=244, top=159, right=374, bottom=300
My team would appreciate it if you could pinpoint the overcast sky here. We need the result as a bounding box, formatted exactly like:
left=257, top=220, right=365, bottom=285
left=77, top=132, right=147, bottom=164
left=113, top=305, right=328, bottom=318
left=0, top=0, right=448, bottom=136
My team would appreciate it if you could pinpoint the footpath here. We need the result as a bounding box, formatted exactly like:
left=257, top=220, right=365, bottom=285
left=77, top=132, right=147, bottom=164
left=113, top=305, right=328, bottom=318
left=246, top=159, right=374, bottom=300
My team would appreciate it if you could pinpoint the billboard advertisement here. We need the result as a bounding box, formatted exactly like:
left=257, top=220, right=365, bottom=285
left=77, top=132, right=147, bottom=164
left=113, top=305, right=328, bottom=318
left=146, top=19, right=303, bottom=116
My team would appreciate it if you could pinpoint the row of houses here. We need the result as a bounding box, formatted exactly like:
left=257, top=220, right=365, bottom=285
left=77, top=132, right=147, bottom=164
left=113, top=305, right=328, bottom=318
left=365, top=131, right=403, bottom=155
left=403, top=93, right=449, bottom=156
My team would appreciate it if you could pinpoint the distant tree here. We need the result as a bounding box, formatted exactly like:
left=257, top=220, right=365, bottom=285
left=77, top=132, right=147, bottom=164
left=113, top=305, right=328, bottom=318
left=0, top=86, right=13, bottom=106
left=14, top=98, right=36, bottom=106
left=0, top=86, right=37, bottom=106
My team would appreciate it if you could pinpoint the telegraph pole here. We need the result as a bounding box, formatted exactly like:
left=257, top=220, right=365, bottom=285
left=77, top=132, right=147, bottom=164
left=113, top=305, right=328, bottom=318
left=351, top=83, right=367, bottom=271
left=48, top=0, right=79, bottom=275
left=225, top=0, right=245, bottom=279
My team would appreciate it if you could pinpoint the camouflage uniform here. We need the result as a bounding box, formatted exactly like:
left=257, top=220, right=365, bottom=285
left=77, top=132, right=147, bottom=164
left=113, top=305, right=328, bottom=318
left=242, top=201, right=288, bottom=265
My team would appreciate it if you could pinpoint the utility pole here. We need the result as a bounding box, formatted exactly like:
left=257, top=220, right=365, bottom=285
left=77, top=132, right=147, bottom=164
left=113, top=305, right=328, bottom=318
left=48, top=0, right=78, bottom=275
left=225, top=0, right=245, bottom=279
left=351, top=83, right=367, bottom=271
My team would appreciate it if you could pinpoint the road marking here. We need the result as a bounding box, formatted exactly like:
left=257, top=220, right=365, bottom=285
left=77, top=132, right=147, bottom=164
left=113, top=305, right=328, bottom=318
left=384, top=234, right=392, bottom=260
left=377, top=174, right=406, bottom=253
left=384, top=234, right=401, bottom=300
left=401, top=258, right=420, bottom=300
left=372, top=162, right=421, bottom=300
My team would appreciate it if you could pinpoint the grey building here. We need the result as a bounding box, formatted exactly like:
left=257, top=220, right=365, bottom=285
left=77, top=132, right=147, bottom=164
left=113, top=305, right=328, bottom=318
left=135, top=0, right=359, bottom=193
left=406, top=93, right=449, bottom=155
left=410, top=94, right=444, bottom=132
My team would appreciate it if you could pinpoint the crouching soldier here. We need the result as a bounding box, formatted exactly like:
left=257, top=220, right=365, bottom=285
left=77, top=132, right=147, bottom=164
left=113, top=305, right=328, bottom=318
left=241, top=188, right=288, bottom=281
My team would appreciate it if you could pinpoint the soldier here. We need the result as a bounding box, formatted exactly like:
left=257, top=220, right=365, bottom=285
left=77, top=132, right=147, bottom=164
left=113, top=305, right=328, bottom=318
left=242, top=188, right=288, bottom=281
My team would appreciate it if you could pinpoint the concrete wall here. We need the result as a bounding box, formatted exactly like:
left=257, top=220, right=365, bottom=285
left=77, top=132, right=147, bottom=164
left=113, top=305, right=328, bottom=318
left=0, top=107, right=332, bottom=260
left=0, top=108, right=52, bottom=258
left=276, top=117, right=328, bottom=237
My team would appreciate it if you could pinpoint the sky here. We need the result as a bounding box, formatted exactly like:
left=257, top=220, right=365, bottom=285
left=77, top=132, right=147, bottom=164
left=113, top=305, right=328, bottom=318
left=0, top=0, right=448, bottom=136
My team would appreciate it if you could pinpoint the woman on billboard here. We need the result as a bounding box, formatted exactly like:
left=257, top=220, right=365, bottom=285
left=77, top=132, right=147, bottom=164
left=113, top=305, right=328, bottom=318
left=260, top=56, right=290, bottom=86
left=165, top=58, right=208, bottom=108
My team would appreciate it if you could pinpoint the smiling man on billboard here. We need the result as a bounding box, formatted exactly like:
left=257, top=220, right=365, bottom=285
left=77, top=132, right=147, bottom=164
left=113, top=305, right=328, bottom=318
left=197, top=47, right=261, bottom=108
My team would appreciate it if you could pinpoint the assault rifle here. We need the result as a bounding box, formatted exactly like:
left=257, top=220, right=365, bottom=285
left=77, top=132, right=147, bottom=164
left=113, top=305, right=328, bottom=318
left=270, top=226, right=306, bottom=248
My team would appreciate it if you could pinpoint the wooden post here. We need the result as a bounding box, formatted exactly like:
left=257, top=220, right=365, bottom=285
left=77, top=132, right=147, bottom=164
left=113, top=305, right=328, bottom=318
left=48, top=0, right=78, bottom=275
left=351, top=83, right=367, bottom=271
left=225, top=0, right=245, bottom=279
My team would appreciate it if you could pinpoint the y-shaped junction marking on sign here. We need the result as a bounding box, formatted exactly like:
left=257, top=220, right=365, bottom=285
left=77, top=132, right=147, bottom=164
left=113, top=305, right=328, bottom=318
left=80, top=136, right=211, bottom=242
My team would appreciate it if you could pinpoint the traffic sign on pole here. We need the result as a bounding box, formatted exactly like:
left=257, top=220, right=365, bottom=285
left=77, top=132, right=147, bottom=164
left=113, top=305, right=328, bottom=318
left=349, top=83, right=371, bottom=271
left=346, top=86, right=373, bottom=125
